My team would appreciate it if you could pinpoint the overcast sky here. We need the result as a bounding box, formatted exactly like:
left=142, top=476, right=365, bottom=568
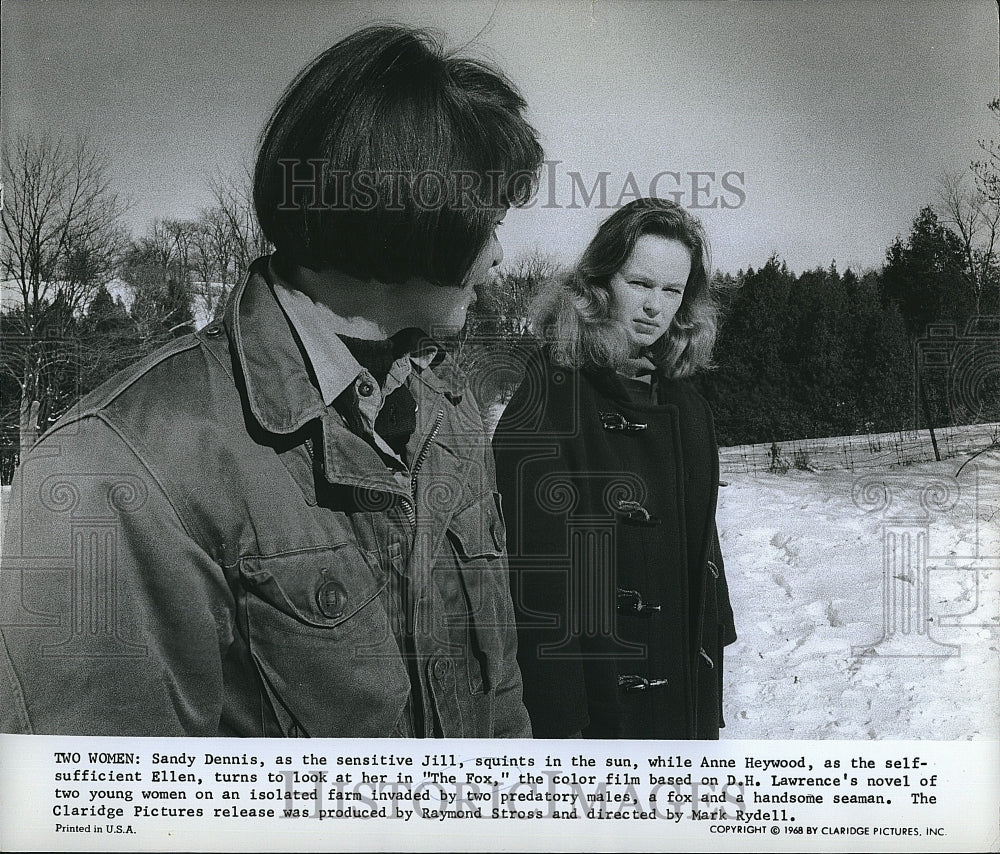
left=2, top=0, right=997, bottom=275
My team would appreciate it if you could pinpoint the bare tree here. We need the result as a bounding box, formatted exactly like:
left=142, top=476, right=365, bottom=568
left=974, top=97, right=1000, bottom=205
left=162, top=218, right=197, bottom=284
left=203, top=168, right=271, bottom=314
left=210, top=167, right=270, bottom=275
left=173, top=168, right=272, bottom=323
left=189, top=207, right=233, bottom=321
left=487, top=250, right=563, bottom=336
left=451, top=250, right=561, bottom=410
left=935, top=171, right=1000, bottom=315
left=120, top=219, right=198, bottom=339
left=1, top=133, right=128, bottom=456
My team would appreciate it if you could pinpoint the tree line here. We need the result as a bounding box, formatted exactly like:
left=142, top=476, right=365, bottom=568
left=695, top=151, right=1000, bottom=445
left=693, top=203, right=998, bottom=447
left=1, top=134, right=269, bottom=476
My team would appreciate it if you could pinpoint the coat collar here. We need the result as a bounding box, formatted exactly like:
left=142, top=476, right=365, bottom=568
left=225, top=256, right=465, bottom=437
left=583, top=364, right=663, bottom=406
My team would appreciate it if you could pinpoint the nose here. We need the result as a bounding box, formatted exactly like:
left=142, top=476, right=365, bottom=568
left=642, top=291, right=661, bottom=316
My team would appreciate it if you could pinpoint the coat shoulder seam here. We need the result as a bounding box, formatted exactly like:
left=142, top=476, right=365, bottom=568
left=46, top=336, right=204, bottom=433
left=91, top=412, right=204, bottom=547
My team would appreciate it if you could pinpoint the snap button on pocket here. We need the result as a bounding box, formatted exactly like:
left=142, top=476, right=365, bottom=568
left=358, top=380, right=375, bottom=397
left=316, top=580, right=349, bottom=618
left=432, top=656, right=453, bottom=680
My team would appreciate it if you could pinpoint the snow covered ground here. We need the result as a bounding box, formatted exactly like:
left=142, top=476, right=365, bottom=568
left=718, top=451, right=1000, bottom=740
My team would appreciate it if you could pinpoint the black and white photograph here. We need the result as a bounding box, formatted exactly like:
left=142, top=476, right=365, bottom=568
left=0, top=0, right=997, bottom=851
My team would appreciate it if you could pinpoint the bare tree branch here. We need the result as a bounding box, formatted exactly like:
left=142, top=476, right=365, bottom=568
left=0, top=132, right=128, bottom=453
left=934, top=171, right=1000, bottom=315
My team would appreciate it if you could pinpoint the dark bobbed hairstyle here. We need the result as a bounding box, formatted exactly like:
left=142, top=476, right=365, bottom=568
left=532, top=198, right=717, bottom=378
left=254, top=25, right=543, bottom=287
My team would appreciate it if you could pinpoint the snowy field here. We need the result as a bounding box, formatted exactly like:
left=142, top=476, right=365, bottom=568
left=2, top=445, right=997, bottom=741
left=718, top=451, right=1000, bottom=740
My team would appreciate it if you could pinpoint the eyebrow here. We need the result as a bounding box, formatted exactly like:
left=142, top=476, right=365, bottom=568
left=627, top=275, right=685, bottom=287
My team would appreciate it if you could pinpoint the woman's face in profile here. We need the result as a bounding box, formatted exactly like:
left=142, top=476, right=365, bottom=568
left=608, top=234, right=692, bottom=355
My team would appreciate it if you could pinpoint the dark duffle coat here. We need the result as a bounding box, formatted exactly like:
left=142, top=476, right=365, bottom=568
left=493, top=345, right=737, bottom=739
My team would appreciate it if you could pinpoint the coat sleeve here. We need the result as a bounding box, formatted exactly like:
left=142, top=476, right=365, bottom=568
left=713, top=526, right=738, bottom=648
left=480, top=435, right=533, bottom=739
left=0, top=416, right=234, bottom=735
left=492, top=357, right=590, bottom=738
left=489, top=557, right=533, bottom=739
left=708, top=525, right=737, bottom=731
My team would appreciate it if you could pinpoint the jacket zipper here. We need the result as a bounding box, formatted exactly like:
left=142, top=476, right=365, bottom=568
left=305, top=408, right=445, bottom=527
left=403, top=408, right=445, bottom=526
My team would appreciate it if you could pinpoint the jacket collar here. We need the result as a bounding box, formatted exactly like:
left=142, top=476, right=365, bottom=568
left=226, top=257, right=327, bottom=435
left=225, top=256, right=466, bottom=437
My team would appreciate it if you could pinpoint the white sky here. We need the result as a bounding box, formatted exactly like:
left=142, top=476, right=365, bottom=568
left=2, top=0, right=997, bottom=275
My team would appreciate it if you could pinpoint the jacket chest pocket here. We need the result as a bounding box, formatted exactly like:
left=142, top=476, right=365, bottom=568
left=237, top=544, right=410, bottom=737
left=445, top=492, right=508, bottom=696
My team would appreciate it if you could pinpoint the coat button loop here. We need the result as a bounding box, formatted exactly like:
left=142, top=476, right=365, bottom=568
left=619, top=675, right=668, bottom=693
left=316, top=580, right=349, bottom=618
left=614, top=498, right=660, bottom=527
left=617, top=587, right=662, bottom=616
left=699, top=648, right=715, bottom=669
left=707, top=560, right=719, bottom=579
left=600, top=411, right=647, bottom=432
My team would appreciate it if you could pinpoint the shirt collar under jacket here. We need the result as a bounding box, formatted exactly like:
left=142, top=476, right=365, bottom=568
left=224, top=256, right=463, bottom=438
left=268, top=257, right=439, bottom=408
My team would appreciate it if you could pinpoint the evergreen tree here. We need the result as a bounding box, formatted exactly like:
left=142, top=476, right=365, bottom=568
left=882, top=207, right=974, bottom=336
left=703, top=255, right=798, bottom=444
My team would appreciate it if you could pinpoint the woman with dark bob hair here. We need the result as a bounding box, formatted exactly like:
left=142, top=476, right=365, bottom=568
left=0, top=25, right=545, bottom=739
left=493, top=198, right=737, bottom=739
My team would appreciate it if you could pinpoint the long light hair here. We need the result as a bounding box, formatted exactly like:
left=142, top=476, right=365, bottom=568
left=532, top=198, right=717, bottom=378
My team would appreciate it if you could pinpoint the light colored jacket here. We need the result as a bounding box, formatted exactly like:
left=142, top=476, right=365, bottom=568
left=0, top=257, right=530, bottom=738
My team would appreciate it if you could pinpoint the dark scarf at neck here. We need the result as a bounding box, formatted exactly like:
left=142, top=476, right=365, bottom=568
left=337, top=330, right=422, bottom=458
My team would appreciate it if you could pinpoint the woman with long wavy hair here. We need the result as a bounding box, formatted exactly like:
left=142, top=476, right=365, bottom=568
left=493, top=197, right=737, bottom=739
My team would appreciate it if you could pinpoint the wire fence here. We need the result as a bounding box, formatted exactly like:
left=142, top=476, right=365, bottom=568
left=719, top=422, right=1000, bottom=475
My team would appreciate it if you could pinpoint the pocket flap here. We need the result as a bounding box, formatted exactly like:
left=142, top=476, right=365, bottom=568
left=447, top=492, right=506, bottom=560
left=239, top=544, right=386, bottom=629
